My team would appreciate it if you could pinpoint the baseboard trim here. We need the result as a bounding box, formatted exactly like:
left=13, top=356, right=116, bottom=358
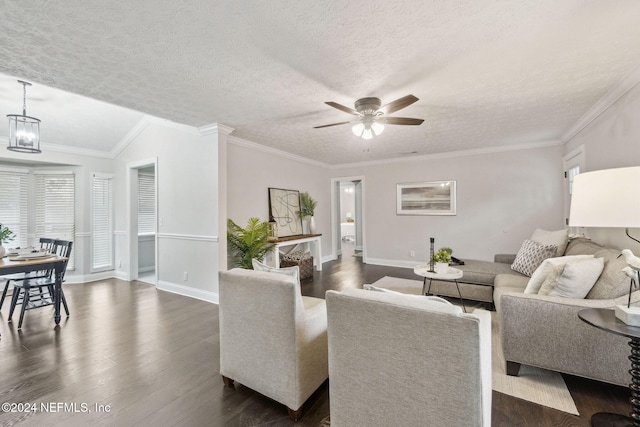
left=366, top=258, right=421, bottom=269
left=157, top=280, right=219, bottom=304
left=65, top=270, right=122, bottom=284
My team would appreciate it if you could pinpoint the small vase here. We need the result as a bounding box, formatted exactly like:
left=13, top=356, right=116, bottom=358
left=309, top=216, right=317, bottom=234
left=302, top=217, right=310, bottom=234
left=0, top=245, right=6, bottom=258
left=435, top=262, right=449, bottom=274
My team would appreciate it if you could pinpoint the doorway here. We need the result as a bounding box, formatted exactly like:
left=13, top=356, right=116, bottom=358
left=331, top=176, right=366, bottom=263
left=127, top=158, right=158, bottom=284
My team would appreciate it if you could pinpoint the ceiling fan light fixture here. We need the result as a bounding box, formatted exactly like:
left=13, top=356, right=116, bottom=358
left=362, top=128, right=373, bottom=140
left=7, top=80, right=41, bottom=154
left=371, top=121, right=384, bottom=136
left=352, top=122, right=365, bottom=137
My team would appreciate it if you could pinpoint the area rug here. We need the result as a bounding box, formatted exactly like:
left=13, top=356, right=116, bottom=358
left=370, top=276, right=579, bottom=415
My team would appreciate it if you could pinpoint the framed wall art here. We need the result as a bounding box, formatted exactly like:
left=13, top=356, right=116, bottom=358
left=396, top=181, right=456, bottom=215
left=268, top=187, right=303, bottom=237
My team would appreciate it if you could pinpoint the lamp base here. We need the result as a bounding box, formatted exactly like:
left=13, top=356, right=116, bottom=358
left=614, top=305, right=640, bottom=326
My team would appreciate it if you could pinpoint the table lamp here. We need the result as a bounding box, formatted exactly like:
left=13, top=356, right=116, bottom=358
left=569, top=166, right=640, bottom=324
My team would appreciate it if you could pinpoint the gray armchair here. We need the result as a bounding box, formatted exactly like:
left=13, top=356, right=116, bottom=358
left=326, top=288, right=491, bottom=427
left=218, top=268, right=328, bottom=420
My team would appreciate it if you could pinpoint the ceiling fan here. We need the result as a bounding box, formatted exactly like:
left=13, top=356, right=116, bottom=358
left=314, top=94, right=424, bottom=139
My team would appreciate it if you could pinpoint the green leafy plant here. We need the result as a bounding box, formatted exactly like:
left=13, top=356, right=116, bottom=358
left=440, top=247, right=453, bottom=256
left=0, top=223, right=16, bottom=245
left=432, top=249, right=452, bottom=264
left=227, top=218, right=276, bottom=269
left=298, top=192, right=317, bottom=218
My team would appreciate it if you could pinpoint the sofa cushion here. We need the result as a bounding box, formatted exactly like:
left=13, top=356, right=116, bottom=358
left=564, top=237, right=603, bottom=256
left=587, top=249, right=631, bottom=299
left=531, top=228, right=569, bottom=257
left=511, top=239, right=558, bottom=277
left=540, top=257, right=604, bottom=299
left=524, top=255, right=594, bottom=294
left=456, top=259, right=523, bottom=286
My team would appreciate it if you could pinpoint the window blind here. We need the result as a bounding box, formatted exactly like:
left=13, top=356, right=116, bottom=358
left=35, top=173, right=76, bottom=269
left=92, top=174, right=113, bottom=271
left=0, top=169, right=29, bottom=248
left=138, top=173, right=156, bottom=235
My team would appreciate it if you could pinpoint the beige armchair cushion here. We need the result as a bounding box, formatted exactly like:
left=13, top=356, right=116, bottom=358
left=218, top=268, right=328, bottom=414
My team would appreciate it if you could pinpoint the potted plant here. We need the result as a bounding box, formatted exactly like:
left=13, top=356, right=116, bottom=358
left=298, top=192, right=318, bottom=234
left=432, top=248, right=452, bottom=274
left=0, top=223, right=16, bottom=258
left=227, top=218, right=276, bottom=269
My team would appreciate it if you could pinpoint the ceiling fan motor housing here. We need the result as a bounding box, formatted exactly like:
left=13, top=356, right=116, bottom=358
left=354, top=97, right=382, bottom=115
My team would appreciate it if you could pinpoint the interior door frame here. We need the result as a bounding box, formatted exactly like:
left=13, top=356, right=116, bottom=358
left=331, top=175, right=367, bottom=263
left=127, top=157, right=158, bottom=284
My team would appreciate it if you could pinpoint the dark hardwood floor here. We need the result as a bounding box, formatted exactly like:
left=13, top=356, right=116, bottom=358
left=0, top=245, right=632, bottom=426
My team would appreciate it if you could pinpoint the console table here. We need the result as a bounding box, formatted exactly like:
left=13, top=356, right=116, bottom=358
left=271, top=234, right=322, bottom=271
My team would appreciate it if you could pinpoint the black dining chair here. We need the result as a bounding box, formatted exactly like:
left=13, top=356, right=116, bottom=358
left=0, top=237, right=57, bottom=310
left=8, top=239, right=73, bottom=329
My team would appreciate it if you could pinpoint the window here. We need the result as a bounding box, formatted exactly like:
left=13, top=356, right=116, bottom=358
left=0, top=168, right=29, bottom=248
left=567, top=165, right=580, bottom=195
left=35, top=172, right=75, bottom=269
left=137, top=172, right=156, bottom=235
left=92, top=173, right=113, bottom=272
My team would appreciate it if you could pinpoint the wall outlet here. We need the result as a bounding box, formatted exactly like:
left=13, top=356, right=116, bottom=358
left=409, top=250, right=415, bottom=258
left=183, top=272, right=188, bottom=281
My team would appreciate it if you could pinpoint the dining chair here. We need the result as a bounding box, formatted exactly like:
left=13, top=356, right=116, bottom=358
left=8, top=239, right=73, bottom=329
left=0, top=237, right=56, bottom=310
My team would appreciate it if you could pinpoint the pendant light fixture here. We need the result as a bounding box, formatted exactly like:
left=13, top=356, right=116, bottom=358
left=7, top=80, right=41, bottom=153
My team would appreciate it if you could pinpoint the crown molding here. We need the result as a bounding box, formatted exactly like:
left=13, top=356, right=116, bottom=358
left=562, top=64, right=640, bottom=143
left=199, top=123, right=234, bottom=136
left=329, top=139, right=562, bottom=169
left=228, top=135, right=329, bottom=168
left=0, top=136, right=113, bottom=159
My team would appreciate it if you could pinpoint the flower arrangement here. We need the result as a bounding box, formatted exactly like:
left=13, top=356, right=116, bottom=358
left=0, top=223, right=16, bottom=245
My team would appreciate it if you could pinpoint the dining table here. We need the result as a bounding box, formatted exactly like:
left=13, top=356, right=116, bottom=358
left=0, top=254, right=68, bottom=334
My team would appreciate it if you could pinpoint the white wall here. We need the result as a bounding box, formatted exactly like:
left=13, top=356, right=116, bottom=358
left=332, top=145, right=565, bottom=265
left=564, top=78, right=640, bottom=253
left=227, top=138, right=332, bottom=263
left=112, top=121, right=221, bottom=302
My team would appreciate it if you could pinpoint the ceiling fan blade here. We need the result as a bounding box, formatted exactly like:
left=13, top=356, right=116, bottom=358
left=325, top=101, right=358, bottom=115
left=382, top=117, right=424, bottom=126
left=313, top=121, right=352, bottom=129
left=380, top=95, right=419, bottom=115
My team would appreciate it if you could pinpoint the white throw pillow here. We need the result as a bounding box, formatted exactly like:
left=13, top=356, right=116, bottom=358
left=363, top=284, right=452, bottom=304
left=511, top=239, right=558, bottom=277
left=251, top=258, right=300, bottom=286
left=544, top=257, right=605, bottom=299
left=531, top=228, right=569, bottom=257
left=524, top=254, right=595, bottom=294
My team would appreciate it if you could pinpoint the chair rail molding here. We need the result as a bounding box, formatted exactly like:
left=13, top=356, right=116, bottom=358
left=157, top=233, right=218, bottom=242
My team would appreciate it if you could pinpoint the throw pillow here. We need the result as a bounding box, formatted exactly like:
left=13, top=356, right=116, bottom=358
left=524, top=254, right=595, bottom=294
left=545, top=257, right=605, bottom=299
left=511, top=239, right=558, bottom=277
left=363, top=284, right=452, bottom=304
left=251, top=258, right=300, bottom=286
left=531, top=228, right=569, bottom=257
left=586, top=249, right=632, bottom=300
left=537, top=264, right=565, bottom=295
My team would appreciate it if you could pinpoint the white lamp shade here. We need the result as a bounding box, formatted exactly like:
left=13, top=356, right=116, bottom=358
left=569, top=166, right=640, bottom=227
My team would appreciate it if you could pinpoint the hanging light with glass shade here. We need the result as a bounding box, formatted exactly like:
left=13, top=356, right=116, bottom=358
left=7, top=80, right=41, bottom=153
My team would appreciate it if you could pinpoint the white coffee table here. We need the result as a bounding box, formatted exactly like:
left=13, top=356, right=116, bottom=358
left=413, top=264, right=466, bottom=312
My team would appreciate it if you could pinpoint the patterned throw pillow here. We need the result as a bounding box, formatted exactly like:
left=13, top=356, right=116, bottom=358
left=511, top=239, right=558, bottom=277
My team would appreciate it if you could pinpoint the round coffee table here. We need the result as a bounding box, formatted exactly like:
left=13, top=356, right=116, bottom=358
left=414, top=264, right=465, bottom=312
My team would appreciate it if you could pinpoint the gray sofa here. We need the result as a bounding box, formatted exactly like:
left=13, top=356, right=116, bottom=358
left=426, top=255, right=525, bottom=305
left=494, top=237, right=639, bottom=386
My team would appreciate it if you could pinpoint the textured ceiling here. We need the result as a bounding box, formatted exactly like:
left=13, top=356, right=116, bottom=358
left=1, top=0, right=640, bottom=164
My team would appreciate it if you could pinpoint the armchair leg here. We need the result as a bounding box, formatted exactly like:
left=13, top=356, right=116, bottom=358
left=506, top=361, right=521, bottom=376
left=221, top=375, right=234, bottom=388
left=287, top=406, right=303, bottom=421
